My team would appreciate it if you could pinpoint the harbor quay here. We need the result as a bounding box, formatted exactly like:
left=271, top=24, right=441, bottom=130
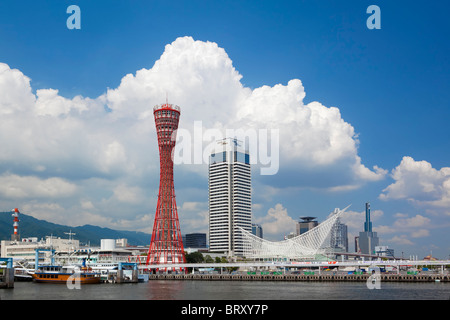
left=3, top=259, right=450, bottom=288
left=147, top=272, right=450, bottom=283
left=141, top=259, right=450, bottom=283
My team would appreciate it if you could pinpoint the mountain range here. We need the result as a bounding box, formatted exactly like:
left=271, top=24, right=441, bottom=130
left=0, top=211, right=151, bottom=246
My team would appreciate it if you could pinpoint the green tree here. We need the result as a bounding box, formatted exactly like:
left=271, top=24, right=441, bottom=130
left=185, top=251, right=204, bottom=263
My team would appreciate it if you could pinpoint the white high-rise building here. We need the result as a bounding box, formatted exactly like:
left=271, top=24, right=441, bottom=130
left=208, top=138, right=252, bottom=257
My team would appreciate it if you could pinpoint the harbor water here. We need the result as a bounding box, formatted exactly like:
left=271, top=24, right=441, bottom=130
left=1, top=280, right=449, bottom=300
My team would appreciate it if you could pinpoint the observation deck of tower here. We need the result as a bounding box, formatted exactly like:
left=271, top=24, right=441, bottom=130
left=146, top=103, right=186, bottom=270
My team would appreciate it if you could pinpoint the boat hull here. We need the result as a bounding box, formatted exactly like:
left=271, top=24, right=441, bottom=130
left=32, top=272, right=100, bottom=284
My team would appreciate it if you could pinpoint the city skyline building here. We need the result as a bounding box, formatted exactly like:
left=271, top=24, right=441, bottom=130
left=146, top=103, right=186, bottom=269
left=375, top=245, right=395, bottom=258
left=358, top=202, right=379, bottom=255
left=208, top=138, right=252, bottom=257
left=184, top=233, right=207, bottom=248
left=329, top=208, right=348, bottom=253
left=297, top=216, right=318, bottom=236
left=252, top=224, right=263, bottom=239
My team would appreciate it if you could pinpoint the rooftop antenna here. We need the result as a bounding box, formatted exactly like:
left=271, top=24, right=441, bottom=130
left=65, top=230, right=76, bottom=253
left=65, top=230, right=76, bottom=244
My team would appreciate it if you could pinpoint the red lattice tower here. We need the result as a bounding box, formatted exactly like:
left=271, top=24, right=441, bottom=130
left=146, top=103, right=186, bottom=271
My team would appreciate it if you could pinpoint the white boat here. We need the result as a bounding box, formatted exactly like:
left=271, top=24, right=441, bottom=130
left=14, top=267, right=34, bottom=281
left=88, top=263, right=118, bottom=282
left=13, top=260, right=35, bottom=281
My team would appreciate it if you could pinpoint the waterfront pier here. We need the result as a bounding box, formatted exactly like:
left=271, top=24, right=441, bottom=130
left=115, top=262, right=139, bottom=284
left=141, top=259, right=450, bottom=283
left=147, top=272, right=449, bottom=282
left=0, top=258, right=14, bottom=288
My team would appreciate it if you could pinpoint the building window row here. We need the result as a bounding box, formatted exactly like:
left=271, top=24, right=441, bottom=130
left=156, top=110, right=179, bottom=117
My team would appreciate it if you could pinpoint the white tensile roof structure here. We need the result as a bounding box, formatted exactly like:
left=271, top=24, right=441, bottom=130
left=240, top=205, right=350, bottom=260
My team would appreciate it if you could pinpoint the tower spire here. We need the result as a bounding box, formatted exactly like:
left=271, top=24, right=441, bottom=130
left=364, top=202, right=372, bottom=232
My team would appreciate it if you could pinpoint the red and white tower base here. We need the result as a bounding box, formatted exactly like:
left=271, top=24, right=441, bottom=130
left=146, top=103, right=186, bottom=271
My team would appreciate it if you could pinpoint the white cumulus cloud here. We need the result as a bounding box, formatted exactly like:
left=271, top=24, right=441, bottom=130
left=0, top=37, right=388, bottom=232
left=255, top=203, right=296, bottom=238
left=0, top=174, right=77, bottom=199
left=380, top=156, right=450, bottom=214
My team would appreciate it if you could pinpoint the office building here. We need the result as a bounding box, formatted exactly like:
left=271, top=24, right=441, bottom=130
left=252, top=224, right=263, bottom=239
left=1, top=236, right=80, bottom=265
left=358, top=203, right=379, bottom=255
left=184, top=233, right=207, bottom=248
left=375, top=246, right=395, bottom=258
left=329, top=208, right=348, bottom=252
left=297, top=216, right=318, bottom=235
left=208, top=138, right=252, bottom=257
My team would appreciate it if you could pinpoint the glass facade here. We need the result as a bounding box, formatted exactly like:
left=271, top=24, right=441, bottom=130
left=234, top=151, right=250, bottom=164
left=210, top=151, right=227, bottom=164
left=184, top=233, right=207, bottom=248
left=210, top=151, right=250, bottom=165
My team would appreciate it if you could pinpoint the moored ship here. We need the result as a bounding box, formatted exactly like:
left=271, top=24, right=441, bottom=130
left=32, top=265, right=101, bottom=284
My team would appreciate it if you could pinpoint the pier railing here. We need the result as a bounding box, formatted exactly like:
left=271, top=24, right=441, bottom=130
left=139, top=259, right=450, bottom=271
left=146, top=273, right=450, bottom=282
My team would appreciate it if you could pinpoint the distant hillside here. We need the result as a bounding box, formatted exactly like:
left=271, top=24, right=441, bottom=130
left=0, top=211, right=151, bottom=246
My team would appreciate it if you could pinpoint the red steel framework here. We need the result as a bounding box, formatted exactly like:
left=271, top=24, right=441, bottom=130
left=146, top=103, right=186, bottom=271
left=12, top=208, right=20, bottom=241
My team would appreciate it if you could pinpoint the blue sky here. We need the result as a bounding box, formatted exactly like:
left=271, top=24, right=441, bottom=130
left=0, top=0, right=449, bottom=259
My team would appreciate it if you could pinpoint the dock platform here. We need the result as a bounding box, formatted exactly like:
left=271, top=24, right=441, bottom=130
left=147, top=273, right=450, bottom=282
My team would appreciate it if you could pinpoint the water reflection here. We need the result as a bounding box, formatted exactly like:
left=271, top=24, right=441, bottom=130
left=145, top=280, right=186, bottom=300
left=1, top=281, right=449, bottom=300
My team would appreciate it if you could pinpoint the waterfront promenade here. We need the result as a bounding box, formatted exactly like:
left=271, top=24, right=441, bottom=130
left=148, top=272, right=450, bottom=282
left=139, top=259, right=450, bottom=272
left=141, top=259, right=450, bottom=283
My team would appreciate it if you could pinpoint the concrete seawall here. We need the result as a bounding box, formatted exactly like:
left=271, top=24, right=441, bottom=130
left=0, top=268, right=15, bottom=288
left=147, top=273, right=450, bottom=282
